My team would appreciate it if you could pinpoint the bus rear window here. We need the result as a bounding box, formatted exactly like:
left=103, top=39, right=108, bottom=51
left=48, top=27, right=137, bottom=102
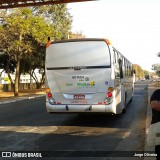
left=46, top=41, right=111, bottom=67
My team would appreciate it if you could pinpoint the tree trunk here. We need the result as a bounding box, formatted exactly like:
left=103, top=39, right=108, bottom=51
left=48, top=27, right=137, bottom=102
left=6, top=62, right=14, bottom=92
left=36, top=82, right=41, bottom=89
left=14, top=33, right=22, bottom=96
left=14, top=57, right=20, bottom=96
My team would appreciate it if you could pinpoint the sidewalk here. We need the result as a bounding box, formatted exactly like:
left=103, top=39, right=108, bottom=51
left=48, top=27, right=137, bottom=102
left=0, top=89, right=45, bottom=104
left=144, top=82, right=160, bottom=160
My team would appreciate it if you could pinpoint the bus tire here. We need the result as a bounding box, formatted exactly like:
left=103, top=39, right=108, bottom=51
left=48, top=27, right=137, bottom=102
left=122, top=107, right=126, bottom=114
left=130, top=97, right=133, bottom=103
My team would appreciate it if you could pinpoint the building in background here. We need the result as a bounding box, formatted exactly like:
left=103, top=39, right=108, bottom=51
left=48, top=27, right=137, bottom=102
left=0, top=69, right=42, bottom=85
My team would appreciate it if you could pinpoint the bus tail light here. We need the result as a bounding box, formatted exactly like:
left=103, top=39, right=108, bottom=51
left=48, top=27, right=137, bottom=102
left=46, top=88, right=55, bottom=104
left=107, top=92, right=112, bottom=98
left=46, top=88, right=53, bottom=98
left=47, top=93, right=52, bottom=98
left=46, top=88, right=51, bottom=93
left=105, top=87, right=114, bottom=104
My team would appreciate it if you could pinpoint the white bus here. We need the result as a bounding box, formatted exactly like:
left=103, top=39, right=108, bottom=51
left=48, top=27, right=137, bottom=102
left=45, top=38, right=135, bottom=114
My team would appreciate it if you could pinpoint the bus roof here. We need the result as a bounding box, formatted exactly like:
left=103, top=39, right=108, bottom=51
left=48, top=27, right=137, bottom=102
left=50, top=38, right=112, bottom=46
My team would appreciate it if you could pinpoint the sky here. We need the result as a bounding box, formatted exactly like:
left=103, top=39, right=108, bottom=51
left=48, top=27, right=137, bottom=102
left=68, top=0, right=160, bottom=72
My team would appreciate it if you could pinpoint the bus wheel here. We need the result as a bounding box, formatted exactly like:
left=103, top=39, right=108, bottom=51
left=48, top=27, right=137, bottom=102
left=122, top=107, right=126, bottom=114
left=129, top=88, right=134, bottom=103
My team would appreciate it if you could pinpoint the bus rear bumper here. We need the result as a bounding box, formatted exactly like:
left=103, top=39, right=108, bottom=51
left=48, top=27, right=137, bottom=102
left=46, top=102, right=116, bottom=114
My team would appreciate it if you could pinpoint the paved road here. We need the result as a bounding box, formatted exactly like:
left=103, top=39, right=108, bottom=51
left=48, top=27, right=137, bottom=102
left=0, top=81, right=150, bottom=160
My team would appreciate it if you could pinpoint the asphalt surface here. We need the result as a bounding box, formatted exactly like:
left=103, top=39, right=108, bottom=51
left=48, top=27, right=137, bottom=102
left=0, top=81, right=159, bottom=160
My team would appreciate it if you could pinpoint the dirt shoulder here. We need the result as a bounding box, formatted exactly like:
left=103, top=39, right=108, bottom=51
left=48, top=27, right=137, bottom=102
left=149, top=81, right=160, bottom=88
left=0, top=89, right=45, bottom=98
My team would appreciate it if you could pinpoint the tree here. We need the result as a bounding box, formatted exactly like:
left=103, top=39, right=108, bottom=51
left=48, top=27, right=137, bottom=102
left=0, top=53, right=16, bottom=89
left=144, top=70, right=150, bottom=80
left=34, top=4, right=72, bottom=40
left=0, top=26, right=17, bottom=89
left=152, top=64, right=160, bottom=77
left=133, top=64, right=144, bottom=79
left=69, top=31, right=85, bottom=39
left=20, top=5, right=73, bottom=88
left=0, top=5, right=72, bottom=95
left=150, top=72, right=157, bottom=79
left=0, top=8, right=53, bottom=96
left=20, top=37, right=46, bottom=89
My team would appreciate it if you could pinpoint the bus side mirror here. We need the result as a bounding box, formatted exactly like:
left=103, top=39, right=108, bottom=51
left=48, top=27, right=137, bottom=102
left=118, top=59, right=123, bottom=79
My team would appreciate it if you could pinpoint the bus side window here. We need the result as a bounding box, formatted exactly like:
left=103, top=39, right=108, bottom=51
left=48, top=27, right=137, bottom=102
left=127, top=64, right=129, bottom=76
left=124, top=60, right=127, bottom=77
left=113, top=50, right=117, bottom=63
left=129, top=65, right=132, bottom=76
left=115, top=70, right=120, bottom=78
left=118, top=59, right=123, bottom=79
left=127, top=63, right=130, bottom=76
left=114, top=51, right=120, bottom=78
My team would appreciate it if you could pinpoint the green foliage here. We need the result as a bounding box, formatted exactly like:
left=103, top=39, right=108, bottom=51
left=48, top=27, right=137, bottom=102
left=144, top=70, right=150, bottom=79
left=0, top=5, right=72, bottom=93
left=20, top=36, right=46, bottom=88
left=0, top=53, right=16, bottom=73
left=69, top=31, right=85, bottom=39
left=34, top=4, right=72, bottom=40
left=152, top=64, right=160, bottom=77
left=133, top=64, right=144, bottom=78
left=0, top=8, right=53, bottom=57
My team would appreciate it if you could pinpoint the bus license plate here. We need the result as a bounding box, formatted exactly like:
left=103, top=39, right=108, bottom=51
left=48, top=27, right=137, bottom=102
left=74, top=94, right=85, bottom=99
